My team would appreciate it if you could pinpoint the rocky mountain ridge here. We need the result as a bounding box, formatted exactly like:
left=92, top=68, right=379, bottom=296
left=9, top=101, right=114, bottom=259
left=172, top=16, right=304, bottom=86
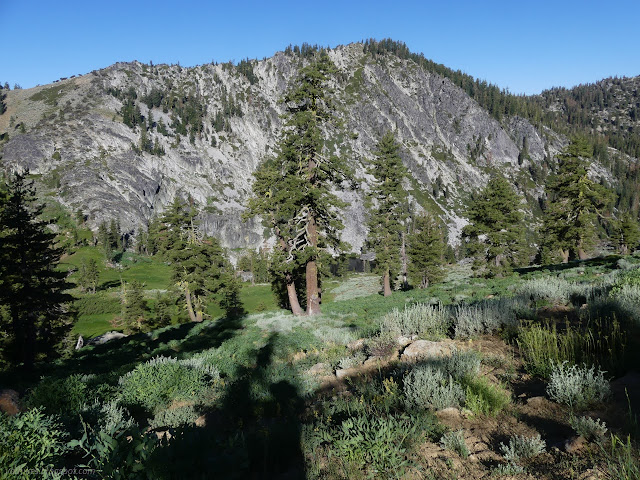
left=0, top=42, right=635, bottom=253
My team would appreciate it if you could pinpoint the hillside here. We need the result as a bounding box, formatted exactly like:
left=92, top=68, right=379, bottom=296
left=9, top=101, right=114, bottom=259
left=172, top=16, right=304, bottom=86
left=0, top=40, right=637, bottom=253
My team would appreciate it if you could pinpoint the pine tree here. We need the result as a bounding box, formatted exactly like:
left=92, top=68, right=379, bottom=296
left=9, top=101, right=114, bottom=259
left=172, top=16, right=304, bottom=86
left=121, top=280, right=148, bottom=334
left=541, top=138, right=614, bottom=263
left=407, top=213, right=446, bottom=288
left=245, top=51, right=350, bottom=315
left=161, top=196, right=243, bottom=321
left=366, top=132, right=409, bottom=296
left=462, top=176, right=528, bottom=276
left=77, top=258, right=99, bottom=294
left=612, top=213, right=640, bottom=255
left=0, top=171, right=73, bottom=368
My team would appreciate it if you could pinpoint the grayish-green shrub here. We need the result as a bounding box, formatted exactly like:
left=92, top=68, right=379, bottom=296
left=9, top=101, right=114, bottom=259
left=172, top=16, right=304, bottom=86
left=500, top=434, right=546, bottom=463
left=380, top=303, right=448, bottom=338
left=546, top=362, right=610, bottom=409
left=569, top=416, right=608, bottom=441
left=440, top=429, right=469, bottom=458
left=149, top=405, right=199, bottom=429
left=441, top=347, right=481, bottom=380
left=453, top=297, right=524, bottom=339
left=337, top=351, right=367, bottom=370
left=403, top=365, right=464, bottom=410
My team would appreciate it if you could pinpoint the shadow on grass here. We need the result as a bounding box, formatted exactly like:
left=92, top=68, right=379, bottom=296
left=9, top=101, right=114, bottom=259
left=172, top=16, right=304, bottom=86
left=515, top=255, right=622, bottom=275
left=145, top=332, right=305, bottom=479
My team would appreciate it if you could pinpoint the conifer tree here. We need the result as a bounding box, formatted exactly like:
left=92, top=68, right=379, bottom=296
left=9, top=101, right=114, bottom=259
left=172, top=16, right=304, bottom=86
left=0, top=171, right=72, bottom=368
left=78, top=258, right=99, bottom=293
left=462, top=176, right=528, bottom=276
left=612, top=213, right=640, bottom=255
left=366, top=132, right=408, bottom=296
left=121, top=280, right=148, bottom=334
left=245, top=51, right=350, bottom=315
left=407, top=213, right=446, bottom=288
left=541, top=138, right=613, bottom=263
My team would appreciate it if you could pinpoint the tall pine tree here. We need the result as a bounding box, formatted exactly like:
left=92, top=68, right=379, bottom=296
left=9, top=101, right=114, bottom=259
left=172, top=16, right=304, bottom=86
left=407, top=213, right=446, bottom=288
left=366, top=132, right=408, bottom=296
left=462, top=176, right=528, bottom=277
left=0, top=171, right=72, bottom=368
left=246, top=51, right=350, bottom=315
left=541, top=138, right=613, bottom=263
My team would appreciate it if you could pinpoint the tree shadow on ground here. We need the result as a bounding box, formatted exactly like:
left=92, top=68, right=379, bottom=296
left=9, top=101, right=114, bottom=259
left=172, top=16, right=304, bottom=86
left=147, top=332, right=306, bottom=479
left=515, top=255, right=621, bottom=275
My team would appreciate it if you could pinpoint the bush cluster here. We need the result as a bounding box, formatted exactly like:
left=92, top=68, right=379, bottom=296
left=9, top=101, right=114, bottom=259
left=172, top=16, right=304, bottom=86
left=546, top=362, right=610, bottom=410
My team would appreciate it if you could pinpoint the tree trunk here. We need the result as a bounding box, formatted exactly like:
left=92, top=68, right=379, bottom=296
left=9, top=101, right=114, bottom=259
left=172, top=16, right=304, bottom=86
left=306, top=207, right=321, bottom=316
left=383, top=270, right=392, bottom=297
left=577, top=248, right=588, bottom=260
left=560, top=249, right=570, bottom=264
left=401, top=231, right=408, bottom=290
left=286, top=274, right=304, bottom=316
left=183, top=283, right=199, bottom=323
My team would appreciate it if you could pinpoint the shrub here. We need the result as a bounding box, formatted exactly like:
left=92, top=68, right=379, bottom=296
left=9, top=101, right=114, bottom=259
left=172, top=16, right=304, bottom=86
left=464, top=377, right=510, bottom=416
left=336, top=351, right=367, bottom=370
left=0, top=408, right=69, bottom=479
left=600, top=434, right=640, bottom=480
left=366, top=334, right=397, bottom=358
left=149, top=405, right=199, bottom=429
left=441, top=347, right=481, bottom=380
left=26, top=374, right=88, bottom=415
left=500, top=434, right=546, bottom=463
left=440, top=429, right=469, bottom=458
left=546, top=362, right=610, bottom=410
left=380, top=303, right=448, bottom=338
left=453, top=297, right=523, bottom=339
left=118, top=356, right=212, bottom=413
left=329, top=413, right=418, bottom=477
left=570, top=416, right=607, bottom=441
left=403, top=365, right=465, bottom=411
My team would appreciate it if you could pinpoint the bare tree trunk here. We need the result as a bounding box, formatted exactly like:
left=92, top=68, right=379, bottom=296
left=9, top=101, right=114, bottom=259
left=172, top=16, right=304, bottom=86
left=183, top=283, right=199, bottom=323
left=578, top=248, right=588, bottom=260
left=383, top=270, right=392, bottom=297
left=560, top=249, right=570, bottom=264
left=286, top=274, right=304, bottom=316
left=401, top=231, right=408, bottom=290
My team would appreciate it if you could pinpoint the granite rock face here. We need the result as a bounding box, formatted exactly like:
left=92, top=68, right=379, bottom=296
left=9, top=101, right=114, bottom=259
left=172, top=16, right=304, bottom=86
left=0, top=43, right=605, bottom=253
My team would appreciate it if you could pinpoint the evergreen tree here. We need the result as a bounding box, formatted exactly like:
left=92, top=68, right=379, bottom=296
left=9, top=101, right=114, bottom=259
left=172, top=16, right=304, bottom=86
left=365, top=132, right=409, bottom=296
left=121, top=280, right=148, bottom=334
left=541, top=138, right=614, bottom=263
left=77, top=258, right=99, bottom=294
left=160, top=197, right=243, bottom=321
left=245, top=51, right=350, bottom=315
left=0, top=171, right=73, bottom=368
left=407, top=213, right=446, bottom=288
left=612, top=213, right=640, bottom=255
left=462, top=176, right=528, bottom=276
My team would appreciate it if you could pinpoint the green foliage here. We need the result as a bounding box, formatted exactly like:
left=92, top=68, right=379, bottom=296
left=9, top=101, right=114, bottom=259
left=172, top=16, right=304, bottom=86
left=611, top=268, right=640, bottom=297
left=326, top=413, right=419, bottom=478
left=462, top=175, right=529, bottom=276
left=77, top=258, right=99, bottom=293
left=118, top=356, right=211, bottom=414
left=517, top=319, right=627, bottom=378
left=613, top=213, right=640, bottom=255
left=541, top=138, right=614, bottom=262
left=366, top=131, right=409, bottom=293
left=74, top=293, right=121, bottom=316
left=463, top=376, right=511, bottom=416
left=0, top=408, right=69, bottom=480
left=440, top=429, right=469, bottom=458
left=121, top=280, right=149, bottom=334
left=245, top=50, right=350, bottom=314
left=379, top=302, right=448, bottom=338
left=499, top=434, right=546, bottom=464
left=599, top=435, right=640, bottom=480
left=0, top=170, right=73, bottom=367
left=408, top=213, right=446, bottom=288
left=149, top=405, right=199, bottom=429
left=546, top=361, right=611, bottom=410
left=403, top=365, right=465, bottom=410
left=26, top=374, right=88, bottom=415
left=570, top=415, right=608, bottom=441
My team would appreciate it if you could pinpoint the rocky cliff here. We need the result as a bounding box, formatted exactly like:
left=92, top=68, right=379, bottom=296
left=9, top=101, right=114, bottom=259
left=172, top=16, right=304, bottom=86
left=0, top=42, right=629, bottom=252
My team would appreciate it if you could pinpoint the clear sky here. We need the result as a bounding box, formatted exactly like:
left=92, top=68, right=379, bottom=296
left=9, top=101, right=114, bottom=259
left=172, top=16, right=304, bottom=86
left=3, top=0, right=639, bottom=95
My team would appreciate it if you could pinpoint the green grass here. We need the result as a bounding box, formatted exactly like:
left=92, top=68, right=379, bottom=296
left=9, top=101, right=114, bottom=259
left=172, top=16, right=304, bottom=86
left=72, top=313, right=115, bottom=338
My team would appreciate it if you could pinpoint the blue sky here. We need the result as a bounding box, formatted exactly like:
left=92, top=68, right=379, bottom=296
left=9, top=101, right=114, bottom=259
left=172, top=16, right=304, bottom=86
left=3, top=0, right=639, bottom=95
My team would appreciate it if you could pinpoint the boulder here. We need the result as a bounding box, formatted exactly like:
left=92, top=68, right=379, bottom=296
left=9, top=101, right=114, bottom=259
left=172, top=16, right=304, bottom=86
left=401, top=340, right=453, bottom=361
left=0, top=389, right=20, bottom=415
